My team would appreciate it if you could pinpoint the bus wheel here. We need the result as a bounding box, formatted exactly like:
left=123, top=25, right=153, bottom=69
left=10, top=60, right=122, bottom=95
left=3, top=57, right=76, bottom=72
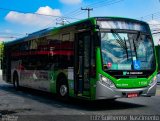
left=13, top=73, right=19, bottom=90
left=58, top=78, right=69, bottom=98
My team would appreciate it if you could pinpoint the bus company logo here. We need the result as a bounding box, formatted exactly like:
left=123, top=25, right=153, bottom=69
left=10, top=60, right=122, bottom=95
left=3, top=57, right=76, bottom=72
left=123, top=71, right=127, bottom=75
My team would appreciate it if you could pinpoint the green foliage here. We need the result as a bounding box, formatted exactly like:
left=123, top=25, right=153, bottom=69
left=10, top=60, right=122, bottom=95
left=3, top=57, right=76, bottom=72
left=0, top=42, right=4, bottom=60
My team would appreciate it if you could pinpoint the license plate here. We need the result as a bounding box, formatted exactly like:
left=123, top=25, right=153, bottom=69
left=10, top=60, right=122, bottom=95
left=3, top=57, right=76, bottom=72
left=127, top=93, right=138, bottom=98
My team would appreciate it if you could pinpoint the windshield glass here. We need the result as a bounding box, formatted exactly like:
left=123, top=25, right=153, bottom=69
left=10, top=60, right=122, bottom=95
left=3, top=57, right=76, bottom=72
left=101, top=31, right=155, bottom=70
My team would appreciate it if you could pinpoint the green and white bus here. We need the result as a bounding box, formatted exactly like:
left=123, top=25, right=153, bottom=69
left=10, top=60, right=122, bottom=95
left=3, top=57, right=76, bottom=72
left=2, top=17, right=157, bottom=100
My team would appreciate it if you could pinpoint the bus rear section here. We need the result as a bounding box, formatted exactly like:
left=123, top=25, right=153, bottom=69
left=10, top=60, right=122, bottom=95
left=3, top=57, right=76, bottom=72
left=94, top=18, right=157, bottom=99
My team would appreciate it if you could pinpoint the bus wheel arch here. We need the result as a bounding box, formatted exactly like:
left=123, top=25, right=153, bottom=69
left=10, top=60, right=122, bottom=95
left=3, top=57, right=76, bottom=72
left=13, top=71, right=19, bottom=90
left=56, top=73, right=69, bottom=97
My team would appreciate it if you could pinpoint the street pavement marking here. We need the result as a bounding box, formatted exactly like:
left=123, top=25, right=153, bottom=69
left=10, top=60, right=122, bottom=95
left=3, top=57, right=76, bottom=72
left=0, top=92, right=10, bottom=96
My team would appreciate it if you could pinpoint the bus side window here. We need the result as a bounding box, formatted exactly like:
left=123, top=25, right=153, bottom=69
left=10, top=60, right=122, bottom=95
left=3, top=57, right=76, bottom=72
left=30, top=39, right=38, bottom=50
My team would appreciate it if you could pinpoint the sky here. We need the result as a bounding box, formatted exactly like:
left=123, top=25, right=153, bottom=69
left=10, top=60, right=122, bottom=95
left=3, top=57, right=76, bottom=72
left=0, top=0, right=160, bottom=44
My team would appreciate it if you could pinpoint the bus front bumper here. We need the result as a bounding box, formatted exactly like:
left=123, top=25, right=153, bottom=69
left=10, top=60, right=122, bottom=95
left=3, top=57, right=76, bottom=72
left=96, top=80, right=157, bottom=100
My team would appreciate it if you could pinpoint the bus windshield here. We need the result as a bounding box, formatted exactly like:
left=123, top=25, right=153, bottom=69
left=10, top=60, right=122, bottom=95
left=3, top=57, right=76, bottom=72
left=101, top=31, right=155, bottom=71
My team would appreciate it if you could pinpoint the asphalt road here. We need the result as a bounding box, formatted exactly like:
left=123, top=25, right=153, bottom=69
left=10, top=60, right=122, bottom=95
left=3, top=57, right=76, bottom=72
left=0, top=71, right=160, bottom=121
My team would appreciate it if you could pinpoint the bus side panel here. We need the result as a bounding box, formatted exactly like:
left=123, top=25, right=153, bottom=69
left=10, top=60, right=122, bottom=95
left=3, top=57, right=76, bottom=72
left=2, top=45, right=11, bottom=83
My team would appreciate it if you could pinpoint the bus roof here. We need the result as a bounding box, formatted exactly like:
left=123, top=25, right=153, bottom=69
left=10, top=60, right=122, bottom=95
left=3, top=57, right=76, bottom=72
left=5, top=17, right=148, bottom=46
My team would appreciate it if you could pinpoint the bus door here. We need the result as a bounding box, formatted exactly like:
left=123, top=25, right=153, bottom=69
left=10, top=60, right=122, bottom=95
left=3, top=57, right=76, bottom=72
left=75, top=31, right=91, bottom=96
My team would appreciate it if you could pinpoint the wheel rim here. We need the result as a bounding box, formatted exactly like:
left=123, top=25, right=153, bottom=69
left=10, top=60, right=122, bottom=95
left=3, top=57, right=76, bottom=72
left=60, top=85, right=67, bottom=96
left=15, top=80, right=18, bottom=87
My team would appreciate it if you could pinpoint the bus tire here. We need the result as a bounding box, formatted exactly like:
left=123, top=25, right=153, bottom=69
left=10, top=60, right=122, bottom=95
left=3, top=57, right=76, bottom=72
left=13, top=72, right=19, bottom=90
left=57, top=77, right=69, bottom=98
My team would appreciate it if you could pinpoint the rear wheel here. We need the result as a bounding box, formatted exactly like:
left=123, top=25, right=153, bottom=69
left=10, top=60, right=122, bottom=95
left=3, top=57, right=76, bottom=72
left=13, top=73, right=19, bottom=90
left=57, top=78, right=69, bottom=98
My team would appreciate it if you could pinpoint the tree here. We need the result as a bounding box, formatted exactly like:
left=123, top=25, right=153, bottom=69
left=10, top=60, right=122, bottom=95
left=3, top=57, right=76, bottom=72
left=0, top=41, right=4, bottom=60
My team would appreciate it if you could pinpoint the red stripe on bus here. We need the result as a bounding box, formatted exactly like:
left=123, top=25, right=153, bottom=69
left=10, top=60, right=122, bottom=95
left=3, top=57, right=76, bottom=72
left=11, top=50, right=74, bottom=57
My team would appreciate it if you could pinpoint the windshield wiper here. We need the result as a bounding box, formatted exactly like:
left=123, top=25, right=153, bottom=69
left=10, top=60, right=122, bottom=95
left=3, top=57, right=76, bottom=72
left=124, top=37, right=129, bottom=59
left=133, top=31, right=141, bottom=58
left=136, top=31, right=141, bottom=41
left=111, top=29, right=129, bottom=59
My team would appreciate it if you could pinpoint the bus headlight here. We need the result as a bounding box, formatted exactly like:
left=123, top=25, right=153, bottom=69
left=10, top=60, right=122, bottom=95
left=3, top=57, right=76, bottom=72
left=149, top=76, right=157, bottom=86
left=100, top=75, right=115, bottom=88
